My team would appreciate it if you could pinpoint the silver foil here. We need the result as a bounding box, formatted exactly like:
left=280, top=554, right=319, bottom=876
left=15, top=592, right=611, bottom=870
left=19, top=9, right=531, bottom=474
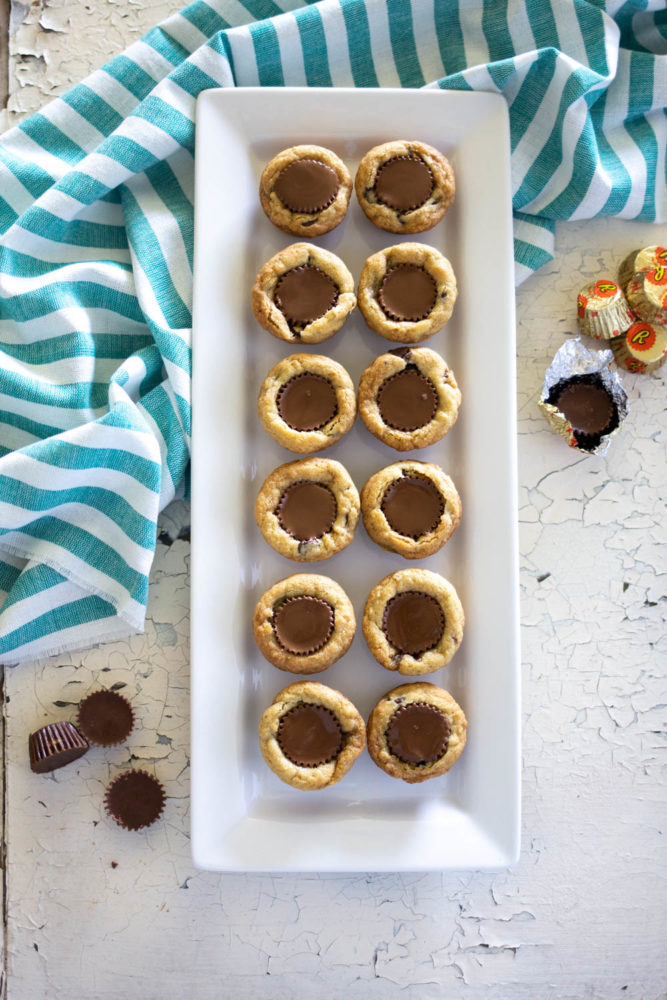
left=538, top=338, right=628, bottom=455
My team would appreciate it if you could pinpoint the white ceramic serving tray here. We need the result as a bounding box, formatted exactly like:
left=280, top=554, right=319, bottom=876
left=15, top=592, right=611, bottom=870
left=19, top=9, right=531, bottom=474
left=191, top=88, right=520, bottom=872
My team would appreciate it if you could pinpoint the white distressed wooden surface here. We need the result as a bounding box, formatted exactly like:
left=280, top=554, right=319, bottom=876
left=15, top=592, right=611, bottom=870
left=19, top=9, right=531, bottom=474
left=3, top=3, right=667, bottom=998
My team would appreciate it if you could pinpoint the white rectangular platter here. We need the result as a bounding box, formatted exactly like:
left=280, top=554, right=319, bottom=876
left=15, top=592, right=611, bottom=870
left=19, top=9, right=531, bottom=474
left=191, top=88, right=520, bottom=871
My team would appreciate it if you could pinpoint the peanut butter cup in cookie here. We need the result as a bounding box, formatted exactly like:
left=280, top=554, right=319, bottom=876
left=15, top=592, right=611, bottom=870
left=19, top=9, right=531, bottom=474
left=260, top=145, right=352, bottom=237
left=361, top=461, right=461, bottom=559
left=258, top=354, right=356, bottom=453
left=367, top=682, right=467, bottom=783
left=255, top=457, right=360, bottom=562
left=259, top=681, right=366, bottom=790
left=252, top=243, right=356, bottom=345
left=253, top=574, right=356, bottom=674
left=355, top=140, right=455, bottom=233
left=358, top=243, right=457, bottom=342
left=359, top=347, right=461, bottom=450
left=363, top=569, right=464, bottom=675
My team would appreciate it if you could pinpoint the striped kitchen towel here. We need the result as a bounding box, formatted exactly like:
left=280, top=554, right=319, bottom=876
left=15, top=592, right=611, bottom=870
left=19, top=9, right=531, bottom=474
left=0, top=0, right=665, bottom=663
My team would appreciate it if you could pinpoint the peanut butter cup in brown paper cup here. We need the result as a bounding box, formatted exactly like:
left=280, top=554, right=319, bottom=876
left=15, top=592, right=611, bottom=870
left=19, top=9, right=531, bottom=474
left=29, top=721, right=89, bottom=773
left=538, top=339, right=628, bottom=455
left=104, top=770, right=166, bottom=831
left=77, top=689, right=134, bottom=747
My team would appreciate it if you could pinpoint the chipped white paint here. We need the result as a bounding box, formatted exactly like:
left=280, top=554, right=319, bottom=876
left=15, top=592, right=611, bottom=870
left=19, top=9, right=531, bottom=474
left=3, top=5, right=667, bottom=997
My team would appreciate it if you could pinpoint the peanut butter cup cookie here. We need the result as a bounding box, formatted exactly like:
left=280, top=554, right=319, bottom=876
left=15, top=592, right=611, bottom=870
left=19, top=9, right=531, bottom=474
left=259, top=681, right=366, bottom=790
left=361, top=461, right=461, bottom=559
left=252, top=243, right=356, bottom=345
left=260, top=145, right=352, bottom=237
left=363, top=569, right=464, bottom=675
left=253, top=574, right=356, bottom=674
left=258, top=353, right=356, bottom=453
left=367, top=682, right=467, bottom=783
left=355, top=140, right=455, bottom=234
left=357, top=243, right=457, bottom=342
left=255, top=458, right=360, bottom=562
left=358, top=347, right=460, bottom=450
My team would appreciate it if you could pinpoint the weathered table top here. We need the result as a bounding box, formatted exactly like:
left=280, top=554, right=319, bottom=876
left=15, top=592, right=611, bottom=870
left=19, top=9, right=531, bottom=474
left=2, top=3, right=666, bottom=998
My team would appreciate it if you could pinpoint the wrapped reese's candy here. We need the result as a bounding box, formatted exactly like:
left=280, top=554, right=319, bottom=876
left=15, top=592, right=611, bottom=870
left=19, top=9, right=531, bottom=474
left=576, top=278, right=635, bottom=340
left=538, top=339, right=628, bottom=455
left=624, top=265, right=667, bottom=327
left=611, top=320, right=667, bottom=374
left=618, top=246, right=667, bottom=288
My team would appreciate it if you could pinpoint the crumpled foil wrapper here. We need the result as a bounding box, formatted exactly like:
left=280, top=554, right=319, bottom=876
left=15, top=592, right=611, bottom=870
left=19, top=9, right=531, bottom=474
left=538, top=338, right=629, bottom=455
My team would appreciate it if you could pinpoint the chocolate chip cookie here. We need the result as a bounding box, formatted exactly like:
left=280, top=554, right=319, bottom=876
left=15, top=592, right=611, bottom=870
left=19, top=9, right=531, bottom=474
left=357, top=243, right=457, bottom=342
left=367, top=682, right=467, bottom=783
left=358, top=347, right=460, bottom=450
left=259, top=681, right=366, bottom=790
left=257, top=353, right=357, bottom=453
left=355, top=140, right=455, bottom=234
left=361, top=461, right=461, bottom=559
left=253, top=574, right=356, bottom=674
left=260, top=145, right=352, bottom=237
left=362, top=568, right=464, bottom=675
left=252, top=243, right=356, bottom=345
left=255, top=457, right=360, bottom=562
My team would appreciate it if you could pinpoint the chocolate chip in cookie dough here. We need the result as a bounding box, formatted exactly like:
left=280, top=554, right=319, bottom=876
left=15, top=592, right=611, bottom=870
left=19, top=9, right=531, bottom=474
left=272, top=596, right=335, bottom=655
left=377, top=368, right=438, bottom=430
left=374, top=156, right=434, bottom=212
left=274, top=266, right=339, bottom=328
left=380, top=475, right=443, bottom=539
left=382, top=591, right=445, bottom=655
left=378, top=265, right=437, bottom=322
left=274, top=159, right=340, bottom=214
left=277, top=702, right=343, bottom=766
left=277, top=373, right=338, bottom=432
left=385, top=702, right=451, bottom=764
left=277, top=481, right=337, bottom=541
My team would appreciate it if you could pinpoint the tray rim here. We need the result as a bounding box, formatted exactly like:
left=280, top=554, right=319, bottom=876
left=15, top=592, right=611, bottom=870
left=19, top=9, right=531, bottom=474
left=190, top=86, right=521, bottom=873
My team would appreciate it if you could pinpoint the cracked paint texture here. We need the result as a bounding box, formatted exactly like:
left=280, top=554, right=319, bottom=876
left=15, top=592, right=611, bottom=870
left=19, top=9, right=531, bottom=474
left=2, top=4, right=667, bottom=998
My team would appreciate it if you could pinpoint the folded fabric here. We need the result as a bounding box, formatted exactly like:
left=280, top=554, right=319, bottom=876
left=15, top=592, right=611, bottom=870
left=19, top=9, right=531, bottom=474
left=0, top=0, right=665, bottom=663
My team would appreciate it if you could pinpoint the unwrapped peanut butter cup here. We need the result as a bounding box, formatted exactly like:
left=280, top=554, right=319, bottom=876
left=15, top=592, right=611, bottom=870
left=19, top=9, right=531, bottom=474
left=276, top=481, right=337, bottom=541
left=385, top=702, right=451, bottom=764
left=378, top=265, right=437, bottom=322
left=374, top=155, right=434, bottom=212
left=576, top=278, right=634, bottom=340
left=274, top=266, right=338, bottom=328
left=276, top=702, right=343, bottom=766
left=104, top=770, right=165, bottom=831
left=382, top=591, right=445, bottom=656
left=380, top=475, right=444, bottom=539
left=272, top=596, right=335, bottom=655
left=277, top=373, right=338, bottom=432
left=29, top=721, right=89, bottom=774
left=376, top=368, right=438, bottom=431
left=611, top=319, right=667, bottom=374
left=77, top=689, right=134, bottom=747
left=274, top=158, right=340, bottom=214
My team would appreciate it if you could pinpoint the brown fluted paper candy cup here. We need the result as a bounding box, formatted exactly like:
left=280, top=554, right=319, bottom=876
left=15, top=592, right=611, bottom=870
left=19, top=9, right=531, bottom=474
left=538, top=338, right=628, bottom=455
left=77, top=689, right=134, bottom=747
left=29, top=721, right=89, bottom=773
left=104, top=770, right=165, bottom=831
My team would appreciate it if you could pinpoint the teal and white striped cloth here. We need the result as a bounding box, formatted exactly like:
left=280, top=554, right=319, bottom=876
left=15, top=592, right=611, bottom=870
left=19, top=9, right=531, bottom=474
left=0, top=0, right=665, bottom=663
